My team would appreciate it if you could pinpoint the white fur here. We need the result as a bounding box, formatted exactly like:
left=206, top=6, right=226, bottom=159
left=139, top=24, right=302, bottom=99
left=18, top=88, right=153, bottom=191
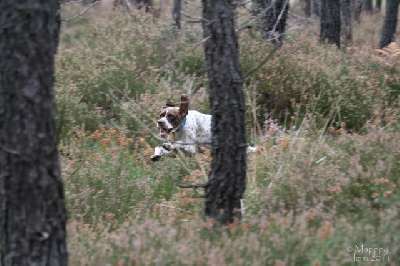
left=151, top=110, right=211, bottom=160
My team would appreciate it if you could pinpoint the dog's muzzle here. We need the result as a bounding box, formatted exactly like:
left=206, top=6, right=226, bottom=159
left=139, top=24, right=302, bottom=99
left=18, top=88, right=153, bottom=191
left=158, top=121, right=172, bottom=138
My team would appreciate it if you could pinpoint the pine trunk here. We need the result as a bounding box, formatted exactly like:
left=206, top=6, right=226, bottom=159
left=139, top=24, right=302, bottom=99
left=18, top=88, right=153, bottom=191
left=313, top=0, right=320, bottom=16
left=264, top=0, right=290, bottom=43
left=202, top=0, right=247, bottom=225
left=320, top=0, right=341, bottom=47
left=0, top=1, right=68, bottom=265
left=304, top=0, right=311, bottom=17
left=172, top=0, right=182, bottom=29
left=364, top=0, right=373, bottom=15
left=379, top=0, right=400, bottom=48
left=341, top=0, right=353, bottom=45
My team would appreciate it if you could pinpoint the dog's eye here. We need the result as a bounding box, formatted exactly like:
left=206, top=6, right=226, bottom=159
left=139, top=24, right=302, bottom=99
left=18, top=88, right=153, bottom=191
left=168, top=114, right=175, bottom=120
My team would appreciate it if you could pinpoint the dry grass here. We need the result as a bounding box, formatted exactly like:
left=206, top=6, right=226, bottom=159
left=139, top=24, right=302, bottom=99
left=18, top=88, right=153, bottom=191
left=58, top=2, right=400, bottom=265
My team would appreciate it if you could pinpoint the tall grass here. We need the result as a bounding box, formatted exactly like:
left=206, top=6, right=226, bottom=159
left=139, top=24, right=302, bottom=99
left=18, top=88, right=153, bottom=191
left=58, top=2, right=399, bottom=265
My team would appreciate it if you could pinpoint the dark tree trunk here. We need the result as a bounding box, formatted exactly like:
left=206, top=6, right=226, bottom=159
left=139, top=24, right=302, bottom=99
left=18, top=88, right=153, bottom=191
left=376, top=0, right=382, bottom=12
left=304, top=0, right=311, bottom=17
left=379, top=0, right=400, bottom=48
left=136, top=0, right=152, bottom=12
left=341, top=0, right=352, bottom=45
left=0, top=1, right=68, bottom=265
left=352, top=0, right=363, bottom=23
left=264, top=0, right=290, bottom=43
left=313, top=0, right=320, bottom=16
left=320, top=0, right=341, bottom=47
left=363, top=0, right=373, bottom=15
left=172, top=0, right=182, bottom=29
left=202, top=0, right=247, bottom=225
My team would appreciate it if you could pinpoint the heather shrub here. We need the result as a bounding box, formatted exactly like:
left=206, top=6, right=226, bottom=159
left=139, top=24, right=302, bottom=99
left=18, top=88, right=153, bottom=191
left=57, top=8, right=207, bottom=142
left=58, top=2, right=400, bottom=265
left=240, top=31, right=395, bottom=131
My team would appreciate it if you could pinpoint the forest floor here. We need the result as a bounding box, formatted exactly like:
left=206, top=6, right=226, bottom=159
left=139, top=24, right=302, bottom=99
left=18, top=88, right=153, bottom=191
left=59, top=1, right=399, bottom=265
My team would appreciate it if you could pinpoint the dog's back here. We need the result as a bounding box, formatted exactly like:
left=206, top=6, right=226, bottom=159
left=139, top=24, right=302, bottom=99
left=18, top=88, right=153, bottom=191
left=176, top=110, right=211, bottom=146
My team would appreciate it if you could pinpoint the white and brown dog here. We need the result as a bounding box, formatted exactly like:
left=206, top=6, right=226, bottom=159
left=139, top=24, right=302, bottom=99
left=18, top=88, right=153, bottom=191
left=150, top=94, right=211, bottom=161
left=150, top=94, right=256, bottom=161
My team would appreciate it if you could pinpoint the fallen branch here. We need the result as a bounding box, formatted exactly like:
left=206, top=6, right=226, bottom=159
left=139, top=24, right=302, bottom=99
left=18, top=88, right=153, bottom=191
left=62, top=0, right=100, bottom=21
left=181, top=11, right=207, bottom=22
left=61, top=0, right=86, bottom=5
left=177, top=182, right=208, bottom=189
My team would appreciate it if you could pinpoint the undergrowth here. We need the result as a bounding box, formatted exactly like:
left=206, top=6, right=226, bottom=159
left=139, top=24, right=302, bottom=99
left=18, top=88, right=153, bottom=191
left=58, top=2, right=399, bottom=265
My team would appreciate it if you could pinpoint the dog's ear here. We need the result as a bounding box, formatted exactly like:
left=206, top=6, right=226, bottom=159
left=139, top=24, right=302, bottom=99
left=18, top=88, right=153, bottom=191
left=163, top=102, right=176, bottom=109
left=179, top=94, right=189, bottom=116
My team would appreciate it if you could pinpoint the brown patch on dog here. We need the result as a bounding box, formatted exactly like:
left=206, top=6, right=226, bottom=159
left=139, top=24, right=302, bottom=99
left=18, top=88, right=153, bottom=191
left=159, top=107, right=184, bottom=129
left=179, top=94, right=189, bottom=116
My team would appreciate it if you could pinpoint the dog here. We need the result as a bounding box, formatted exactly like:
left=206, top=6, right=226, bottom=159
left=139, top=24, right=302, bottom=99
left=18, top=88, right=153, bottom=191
left=150, top=94, right=211, bottom=161
left=150, top=94, right=256, bottom=161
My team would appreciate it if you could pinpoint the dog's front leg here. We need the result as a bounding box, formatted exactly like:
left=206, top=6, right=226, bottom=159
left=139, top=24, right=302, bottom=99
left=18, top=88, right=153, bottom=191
left=150, top=145, right=176, bottom=161
left=171, top=142, right=196, bottom=155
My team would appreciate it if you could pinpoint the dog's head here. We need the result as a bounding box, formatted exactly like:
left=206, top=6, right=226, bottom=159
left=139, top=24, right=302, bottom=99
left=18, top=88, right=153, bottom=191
left=157, top=94, right=189, bottom=138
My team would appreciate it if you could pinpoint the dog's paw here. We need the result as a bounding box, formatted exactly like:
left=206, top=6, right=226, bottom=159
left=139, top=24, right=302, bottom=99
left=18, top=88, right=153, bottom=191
left=150, top=154, right=161, bottom=161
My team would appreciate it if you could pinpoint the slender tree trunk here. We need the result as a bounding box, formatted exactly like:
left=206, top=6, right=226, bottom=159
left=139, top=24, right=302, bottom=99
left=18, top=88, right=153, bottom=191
left=202, top=0, right=247, bottom=225
left=264, top=0, right=290, bottom=43
left=363, top=0, right=373, bottom=15
left=0, top=1, right=68, bottom=265
left=341, top=0, right=353, bottom=45
left=135, top=0, right=152, bottom=12
left=313, top=0, right=320, bottom=16
left=320, top=0, right=341, bottom=47
left=352, top=0, right=363, bottom=23
left=379, top=0, right=400, bottom=48
left=304, top=0, right=311, bottom=17
left=172, top=0, right=182, bottom=29
left=376, top=0, right=382, bottom=12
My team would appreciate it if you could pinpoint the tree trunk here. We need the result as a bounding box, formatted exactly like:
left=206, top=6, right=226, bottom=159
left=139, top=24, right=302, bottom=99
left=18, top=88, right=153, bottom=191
left=313, top=0, right=320, bottom=16
left=135, top=0, right=152, bottom=12
left=352, top=0, right=363, bottom=23
left=304, top=0, right=311, bottom=17
left=202, top=0, right=247, bottom=225
left=363, top=0, right=373, bottom=15
left=376, top=0, right=382, bottom=12
left=0, top=1, right=68, bottom=265
left=320, top=0, right=341, bottom=47
left=172, top=0, right=182, bottom=29
left=264, top=0, right=290, bottom=43
left=379, top=0, right=400, bottom=48
left=341, top=0, right=352, bottom=45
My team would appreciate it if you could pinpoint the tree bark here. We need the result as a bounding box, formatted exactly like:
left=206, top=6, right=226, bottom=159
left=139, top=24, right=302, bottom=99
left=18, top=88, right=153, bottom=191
left=341, top=0, right=352, bottom=46
left=313, top=0, right=320, bottom=16
left=320, top=0, right=341, bottom=47
left=263, top=0, right=290, bottom=43
left=379, top=0, right=400, bottom=48
left=352, top=0, right=363, bottom=23
left=376, top=0, right=382, bottom=12
left=363, top=0, right=373, bottom=15
left=304, top=0, right=311, bottom=17
left=202, top=0, right=247, bottom=225
left=172, top=0, right=182, bottom=29
left=0, top=1, right=68, bottom=265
